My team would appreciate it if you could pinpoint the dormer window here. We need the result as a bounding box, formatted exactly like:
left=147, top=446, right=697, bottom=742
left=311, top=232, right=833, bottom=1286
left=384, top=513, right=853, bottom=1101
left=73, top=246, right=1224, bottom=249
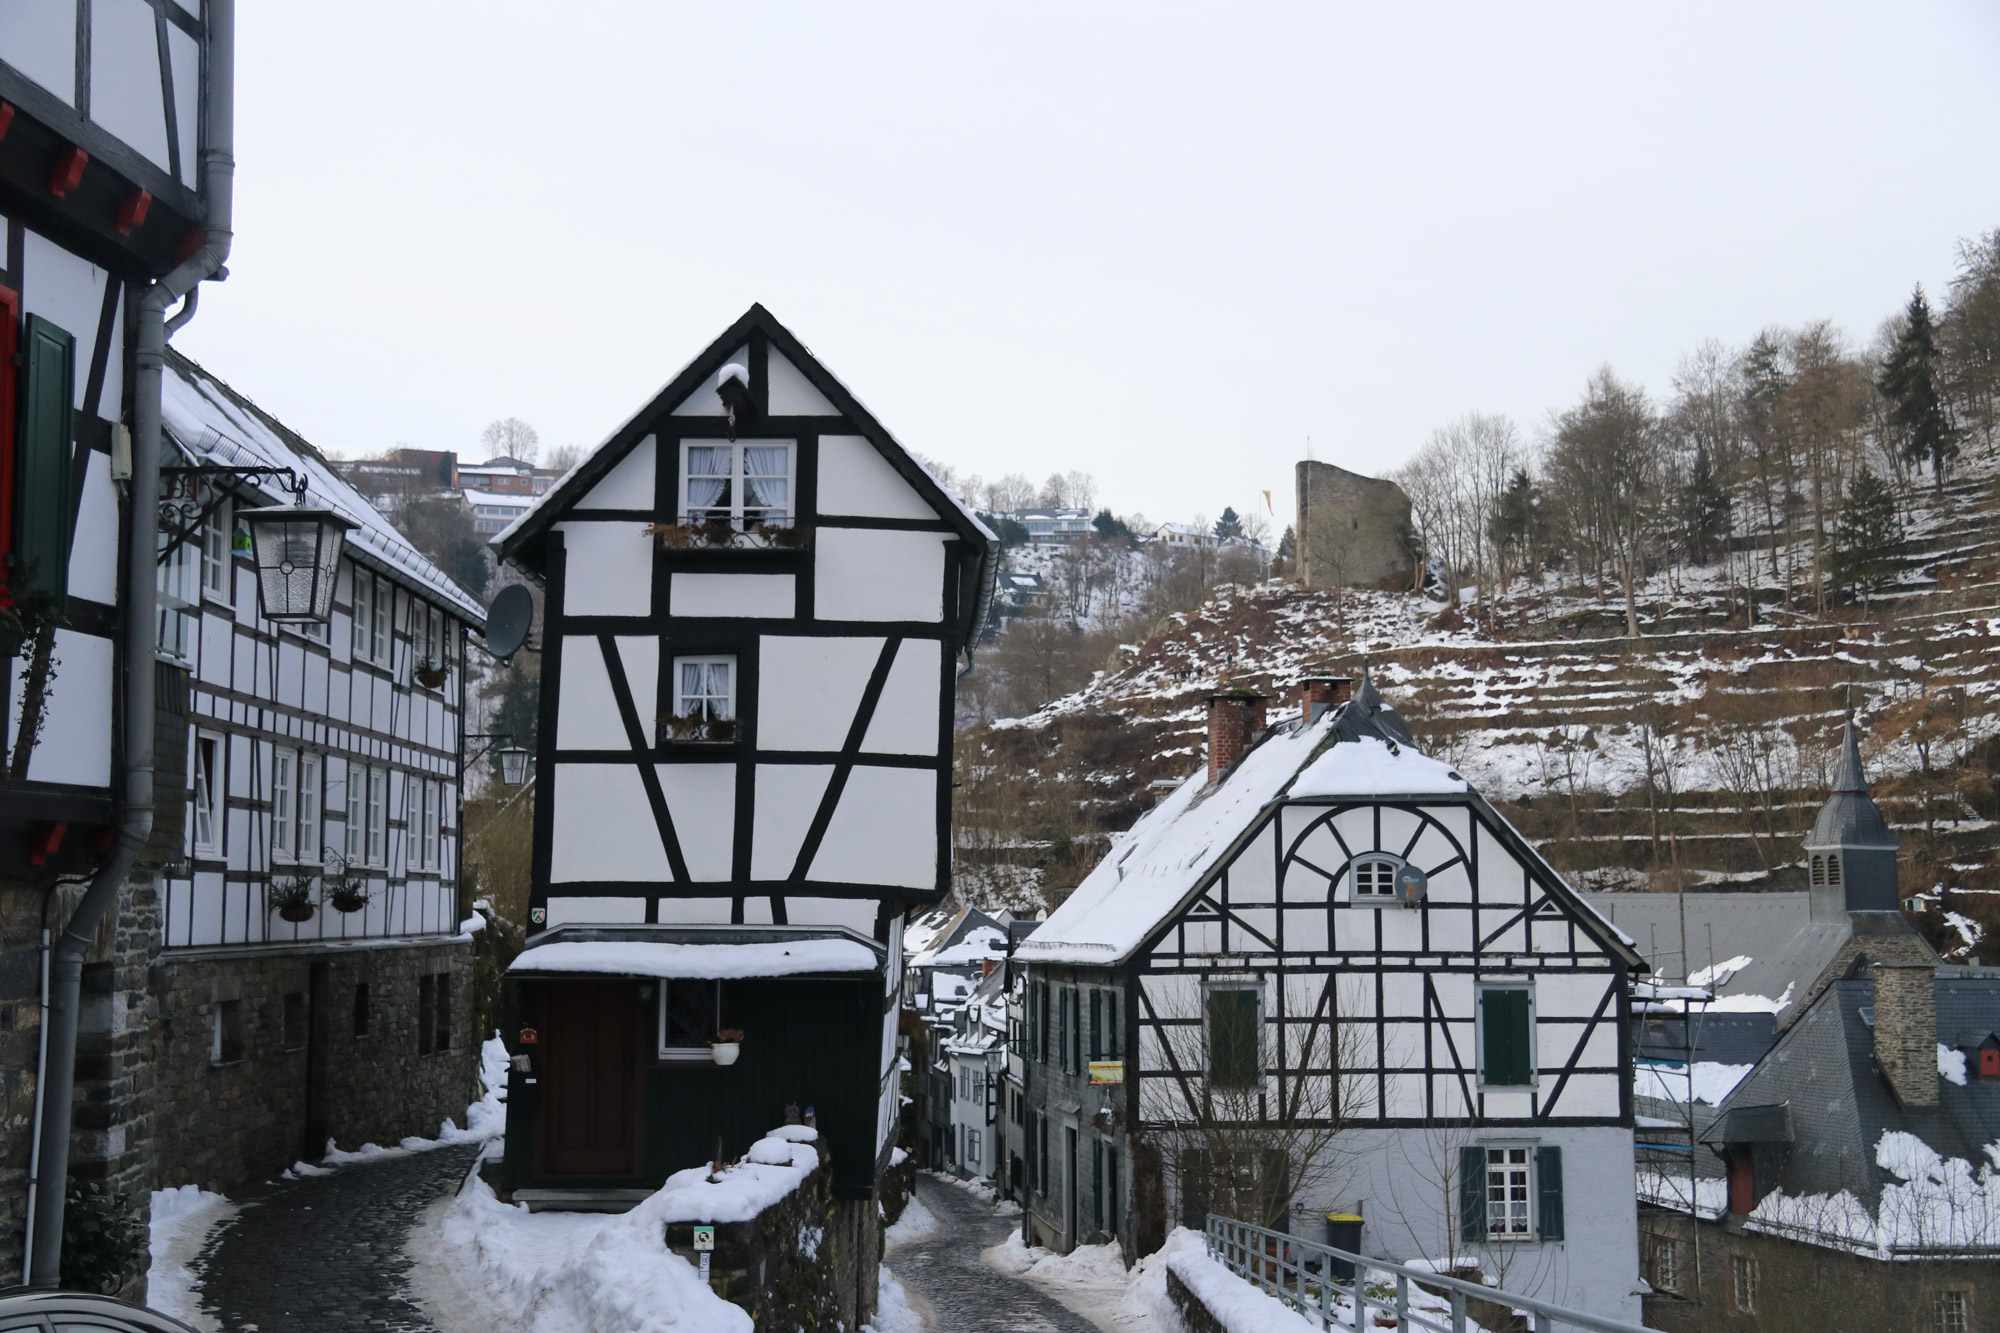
left=681, top=441, right=794, bottom=529
left=1350, top=854, right=1401, bottom=902
left=1982, top=1047, right=1999, bottom=1079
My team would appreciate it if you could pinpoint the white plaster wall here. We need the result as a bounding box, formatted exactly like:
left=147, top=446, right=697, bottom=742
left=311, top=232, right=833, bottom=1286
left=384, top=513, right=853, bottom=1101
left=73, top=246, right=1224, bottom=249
left=1297, top=1125, right=1642, bottom=1323
left=547, top=896, right=647, bottom=927
left=90, top=0, right=171, bottom=170
left=550, top=763, right=670, bottom=881
left=166, top=21, right=199, bottom=188
left=756, top=636, right=881, bottom=751
left=670, top=573, right=794, bottom=618
left=815, top=436, right=935, bottom=521
left=782, top=896, right=878, bottom=934
left=814, top=529, right=946, bottom=623
left=69, top=451, right=120, bottom=604
left=749, top=763, right=833, bottom=880
left=656, top=763, right=734, bottom=880
left=809, top=766, right=936, bottom=888
left=0, top=0, right=77, bottom=102
left=555, top=637, right=629, bottom=750
left=654, top=896, right=733, bottom=925
left=766, top=350, right=838, bottom=416
left=21, top=629, right=112, bottom=786
left=576, top=435, right=656, bottom=511
left=22, top=232, right=108, bottom=406
left=860, top=639, right=941, bottom=755
left=557, top=522, right=653, bottom=617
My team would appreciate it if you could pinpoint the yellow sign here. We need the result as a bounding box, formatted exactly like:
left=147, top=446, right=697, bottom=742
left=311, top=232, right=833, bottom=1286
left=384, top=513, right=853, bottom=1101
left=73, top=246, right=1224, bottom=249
left=1089, top=1060, right=1124, bottom=1085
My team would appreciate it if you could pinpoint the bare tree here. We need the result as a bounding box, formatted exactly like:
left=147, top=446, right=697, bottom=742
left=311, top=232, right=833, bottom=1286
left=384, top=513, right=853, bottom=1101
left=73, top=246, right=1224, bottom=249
left=480, top=417, right=541, bottom=465
left=986, top=472, right=1039, bottom=512
left=546, top=442, right=585, bottom=474
left=1542, top=368, right=1661, bottom=637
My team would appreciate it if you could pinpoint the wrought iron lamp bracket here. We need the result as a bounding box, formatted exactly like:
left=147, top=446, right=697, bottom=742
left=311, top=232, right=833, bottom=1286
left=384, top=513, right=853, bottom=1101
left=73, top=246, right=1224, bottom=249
left=155, top=466, right=308, bottom=566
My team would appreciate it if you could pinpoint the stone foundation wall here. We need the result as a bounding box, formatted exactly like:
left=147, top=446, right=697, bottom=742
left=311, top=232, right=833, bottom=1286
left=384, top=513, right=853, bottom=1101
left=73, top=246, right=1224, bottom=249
left=150, top=936, right=475, bottom=1190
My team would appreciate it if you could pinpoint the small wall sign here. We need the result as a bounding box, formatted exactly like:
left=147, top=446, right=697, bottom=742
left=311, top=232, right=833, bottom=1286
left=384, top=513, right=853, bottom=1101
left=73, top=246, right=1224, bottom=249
left=530, top=907, right=546, bottom=924
left=1088, top=1060, right=1124, bottom=1085
left=518, top=1027, right=539, bottom=1045
left=693, top=1225, right=715, bottom=1251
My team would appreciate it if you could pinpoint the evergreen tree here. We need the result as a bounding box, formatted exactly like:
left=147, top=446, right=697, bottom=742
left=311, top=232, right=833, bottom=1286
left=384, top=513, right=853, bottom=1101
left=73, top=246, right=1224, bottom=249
left=1877, top=285, right=1957, bottom=488
left=1091, top=508, right=1133, bottom=540
left=1212, top=506, right=1244, bottom=540
left=1273, top=524, right=1296, bottom=576
left=1828, top=466, right=1904, bottom=599
left=1489, top=468, right=1544, bottom=578
left=1680, top=444, right=1731, bottom=566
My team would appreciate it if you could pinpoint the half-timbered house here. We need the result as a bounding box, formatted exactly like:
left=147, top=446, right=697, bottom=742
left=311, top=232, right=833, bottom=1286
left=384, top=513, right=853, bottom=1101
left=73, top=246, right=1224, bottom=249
left=1015, top=677, right=1649, bottom=1323
left=490, top=306, right=992, bottom=1239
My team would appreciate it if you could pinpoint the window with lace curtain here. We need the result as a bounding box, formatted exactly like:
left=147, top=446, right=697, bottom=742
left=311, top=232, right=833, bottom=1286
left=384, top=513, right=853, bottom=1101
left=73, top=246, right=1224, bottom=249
left=664, top=655, right=737, bottom=743
left=680, top=440, right=794, bottom=528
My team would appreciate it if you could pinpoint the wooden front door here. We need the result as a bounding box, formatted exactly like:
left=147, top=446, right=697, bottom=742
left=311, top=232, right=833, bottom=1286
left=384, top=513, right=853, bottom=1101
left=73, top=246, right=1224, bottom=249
left=542, top=981, right=639, bottom=1178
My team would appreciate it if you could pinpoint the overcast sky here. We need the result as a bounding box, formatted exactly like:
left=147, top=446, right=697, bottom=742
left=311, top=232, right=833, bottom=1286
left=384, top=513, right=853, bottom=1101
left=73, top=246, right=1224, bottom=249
left=177, top=2, right=2000, bottom=532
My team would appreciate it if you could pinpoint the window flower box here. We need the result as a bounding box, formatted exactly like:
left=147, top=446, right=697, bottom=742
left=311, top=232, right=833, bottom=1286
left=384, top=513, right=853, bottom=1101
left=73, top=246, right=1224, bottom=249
left=645, top=520, right=811, bottom=552
left=658, top=714, right=738, bottom=745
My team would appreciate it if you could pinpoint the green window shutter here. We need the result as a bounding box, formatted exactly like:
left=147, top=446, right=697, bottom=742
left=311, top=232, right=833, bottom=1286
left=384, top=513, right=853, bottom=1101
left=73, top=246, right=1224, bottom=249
left=14, top=315, right=76, bottom=606
left=1207, top=989, right=1260, bottom=1087
left=1089, top=989, right=1102, bottom=1062
left=1537, top=1146, right=1564, bottom=1241
left=1482, top=988, right=1532, bottom=1085
left=1460, top=1146, right=1486, bottom=1243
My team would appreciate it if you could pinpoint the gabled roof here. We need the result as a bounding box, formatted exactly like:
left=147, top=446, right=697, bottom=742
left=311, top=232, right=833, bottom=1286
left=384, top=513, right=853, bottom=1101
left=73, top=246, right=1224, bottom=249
left=493, top=303, right=995, bottom=567
left=161, top=350, right=487, bottom=625
left=1020, top=692, right=1642, bottom=969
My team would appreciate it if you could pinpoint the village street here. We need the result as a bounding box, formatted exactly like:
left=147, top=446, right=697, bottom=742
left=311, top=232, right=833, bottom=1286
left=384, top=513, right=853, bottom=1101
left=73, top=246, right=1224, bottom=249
left=887, top=1176, right=1110, bottom=1333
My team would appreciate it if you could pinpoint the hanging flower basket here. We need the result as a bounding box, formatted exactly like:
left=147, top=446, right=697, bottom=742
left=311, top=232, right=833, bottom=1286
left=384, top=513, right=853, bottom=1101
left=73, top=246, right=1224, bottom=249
left=415, top=658, right=448, bottom=690
left=711, top=1029, right=744, bottom=1066
left=327, top=874, right=369, bottom=914
left=270, top=874, right=316, bottom=923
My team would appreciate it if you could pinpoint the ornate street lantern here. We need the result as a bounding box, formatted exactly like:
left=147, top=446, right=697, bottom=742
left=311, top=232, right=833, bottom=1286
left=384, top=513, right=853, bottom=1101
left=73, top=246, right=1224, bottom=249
left=498, top=746, right=531, bottom=786
left=236, top=505, right=354, bottom=624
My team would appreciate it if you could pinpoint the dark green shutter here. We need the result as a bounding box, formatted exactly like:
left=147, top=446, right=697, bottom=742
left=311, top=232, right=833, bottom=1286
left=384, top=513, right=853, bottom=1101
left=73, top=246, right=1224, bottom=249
left=1089, top=989, right=1102, bottom=1061
left=1482, top=988, right=1532, bottom=1086
left=14, top=315, right=76, bottom=605
left=1537, top=1146, right=1564, bottom=1241
left=1460, top=1146, right=1486, bottom=1243
left=1207, top=989, right=1260, bottom=1087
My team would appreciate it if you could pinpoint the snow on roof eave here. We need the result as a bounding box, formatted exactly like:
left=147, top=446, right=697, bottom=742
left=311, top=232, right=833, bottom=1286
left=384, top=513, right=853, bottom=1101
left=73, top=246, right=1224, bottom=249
left=159, top=355, right=487, bottom=627
left=506, top=938, right=881, bottom=981
left=491, top=304, right=995, bottom=564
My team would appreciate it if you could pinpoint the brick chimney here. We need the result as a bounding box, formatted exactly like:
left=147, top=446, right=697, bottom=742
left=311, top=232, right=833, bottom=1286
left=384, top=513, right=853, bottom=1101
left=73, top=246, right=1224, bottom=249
left=1207, top=690, right=1269, bottom=782
left=1872, top=960, right=1938, bottom=1109
left=1295, top=674, right=1354, bottom=723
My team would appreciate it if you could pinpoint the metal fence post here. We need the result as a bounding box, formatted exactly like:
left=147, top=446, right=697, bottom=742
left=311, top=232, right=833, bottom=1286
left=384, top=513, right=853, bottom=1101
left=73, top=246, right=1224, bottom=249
left=1396, top=1273, right=1409, bottom=1326
left=1319, top=1252, right=1333, bottom=1331
left=1451, top=1289, right=1467, bottom=1333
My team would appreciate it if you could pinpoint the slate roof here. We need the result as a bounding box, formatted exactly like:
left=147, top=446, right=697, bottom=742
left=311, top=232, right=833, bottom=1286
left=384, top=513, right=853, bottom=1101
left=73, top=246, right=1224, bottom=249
left=1806, top=720, right=1898, bottom=851
left=1702, top=967, right=2000, bottom=1208
left=1582, top=891, right=1850, bottom=1024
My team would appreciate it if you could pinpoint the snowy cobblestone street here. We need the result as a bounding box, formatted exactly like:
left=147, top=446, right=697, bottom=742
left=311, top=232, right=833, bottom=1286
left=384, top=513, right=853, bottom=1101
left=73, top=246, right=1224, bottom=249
left=192, top=1144, right=481, bottom=1333
left=885, top=1176, right=1114, bottom=1333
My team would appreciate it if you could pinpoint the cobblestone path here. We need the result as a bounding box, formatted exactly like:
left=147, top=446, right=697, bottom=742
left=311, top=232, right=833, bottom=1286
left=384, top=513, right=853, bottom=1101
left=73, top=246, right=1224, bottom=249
left=195, top=1144, right=480, bottom=1333
left=888, top=1175, right=1104, bottom=1333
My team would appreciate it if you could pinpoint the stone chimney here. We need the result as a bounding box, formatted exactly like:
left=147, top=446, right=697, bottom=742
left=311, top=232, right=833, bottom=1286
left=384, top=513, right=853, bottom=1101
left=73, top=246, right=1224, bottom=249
left=1207, top=690, right=1269, bottom=783
left=1872, top=960, right=1938, bottom=1109
left=1294, top=675, right=1354, bottom=724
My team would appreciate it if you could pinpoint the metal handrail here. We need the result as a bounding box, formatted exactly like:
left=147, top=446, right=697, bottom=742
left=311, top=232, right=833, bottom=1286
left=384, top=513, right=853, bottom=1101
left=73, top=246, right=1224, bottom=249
left=1203, top=1215, right=1652, bottom=1333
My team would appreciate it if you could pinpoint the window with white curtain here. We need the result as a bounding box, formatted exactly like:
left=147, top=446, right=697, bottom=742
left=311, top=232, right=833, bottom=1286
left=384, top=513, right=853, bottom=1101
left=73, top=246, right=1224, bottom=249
left=345, top=761, right=366, bottom=862
left=297, top=754, right=321, bottom=863
left=672, top=656, right=735, bottom=722
left=679, top=441, right=793, bottom=528
left=367, top=767, right=387, bottom=866
left=422, top=779, right=441, bottom=871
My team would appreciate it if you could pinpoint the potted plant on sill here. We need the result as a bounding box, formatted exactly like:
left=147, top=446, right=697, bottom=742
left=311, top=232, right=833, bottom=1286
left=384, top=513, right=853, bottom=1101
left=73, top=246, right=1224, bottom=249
left=658, top=714, right=739, bottom=745
left=710, top=1029, right=744, bottom=1066
left=415, top=656, right=448, bottom=690
left=269, top=874, right=316, bottom=924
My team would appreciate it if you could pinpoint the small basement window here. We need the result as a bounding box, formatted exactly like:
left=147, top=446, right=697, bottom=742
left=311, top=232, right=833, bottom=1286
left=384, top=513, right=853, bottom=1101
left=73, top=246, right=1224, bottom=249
left=210, top=1000, right=244, bottom=1065
left=659, top=979, right=722, bottom=1060
left=1350, top=854, right=1401, bottom=902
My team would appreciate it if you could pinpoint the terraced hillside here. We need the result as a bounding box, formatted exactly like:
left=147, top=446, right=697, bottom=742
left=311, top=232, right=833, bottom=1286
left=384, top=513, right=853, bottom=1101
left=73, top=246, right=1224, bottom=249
left=952, top=456, right=2000, bottom=953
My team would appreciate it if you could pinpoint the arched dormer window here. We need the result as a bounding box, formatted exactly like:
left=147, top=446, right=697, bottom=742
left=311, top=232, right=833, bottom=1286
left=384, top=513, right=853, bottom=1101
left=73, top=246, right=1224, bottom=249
left=1350, top=854, right=1402, bottom=902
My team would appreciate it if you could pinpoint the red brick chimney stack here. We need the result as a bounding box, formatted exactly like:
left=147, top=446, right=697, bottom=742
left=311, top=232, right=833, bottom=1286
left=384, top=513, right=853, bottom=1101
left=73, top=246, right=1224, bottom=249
left=1207, top=690, right=1269, bottom=783
left=1295, top=675, right=1354, bottom=723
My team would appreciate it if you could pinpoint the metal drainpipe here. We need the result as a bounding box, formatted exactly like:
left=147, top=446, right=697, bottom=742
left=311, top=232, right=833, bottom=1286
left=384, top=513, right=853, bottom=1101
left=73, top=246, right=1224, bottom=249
left=25, top=0, right=235, bottom=1287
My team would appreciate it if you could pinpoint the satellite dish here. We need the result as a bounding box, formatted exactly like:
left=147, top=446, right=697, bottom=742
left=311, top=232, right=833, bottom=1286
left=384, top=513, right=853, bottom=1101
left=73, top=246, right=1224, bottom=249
left=485, top=584, right=534, bottom=661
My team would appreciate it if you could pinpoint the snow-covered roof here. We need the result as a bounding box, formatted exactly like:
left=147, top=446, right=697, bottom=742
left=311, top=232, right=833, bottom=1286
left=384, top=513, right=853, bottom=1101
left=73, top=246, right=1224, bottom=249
left=492, top=304, right=996, bottom=555
left=915, top=924, right=1009, bottom=968
left=1021, top=692, right=1640, bottom=968
left=462, top=487, right=536, bottom=507
left=161, top=351, right=487, bottom=625
left=508, top=937, right=879, bottom=980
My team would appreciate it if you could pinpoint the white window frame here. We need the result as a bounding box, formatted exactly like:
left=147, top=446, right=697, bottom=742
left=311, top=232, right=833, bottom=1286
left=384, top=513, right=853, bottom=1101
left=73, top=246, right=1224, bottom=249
left=156, top=531, right=200, bottom=660
left=656, top=979, right=722, bottom=1061
left=344, top=760, right=367, bottom=863
left=422, top=779, right=441, bottom=872
left=1349, top=853, right=1402, bottom=903
left=200, top=498, right=232, bottom=601
left=297, top=753, right=321, bottom=864
left=272, top=747, right=296, bottom=859
left=678, top=439, right=796, bottom=529
left=671, top=655, right=736, bottom=723
left=1731, top=1254, right=1757, bottom=1314
left=350, top=565, right=374, bottom=661
left=191, top=731, right=222, bottom=855
left=366, top=767, right=388, bottom=867
left=372, top=576, right=393, bottom=664
left=1484, top=1144, right=1535, bottom=1241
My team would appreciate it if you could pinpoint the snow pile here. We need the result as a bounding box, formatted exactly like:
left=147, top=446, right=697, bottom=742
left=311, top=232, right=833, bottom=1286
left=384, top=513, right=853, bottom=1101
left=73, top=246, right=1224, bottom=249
left=1635, top=1061, right=1754, bottom=1106
left=864, top=1264, right=924, bottom=1333
left=1636, top=1169, right=1727, bottom=1218
left=1689, top=954, right=1753, bottom=988
left=1158, top=1228, right=1319, bottom=1333
left=508, top=937, right=879, bottom=980
left=1940, top=1044, right=1969, bottom=1087
left=1706, top=981, right=1794, bottom=1015
left=147, top=1185, right=236, bottom=1333
left=1745, top=1129, right=2000, bottom=1254
left=883, top=1195, right=940, bottom=1249
left=988, top=1230, right=1178, bottom=1329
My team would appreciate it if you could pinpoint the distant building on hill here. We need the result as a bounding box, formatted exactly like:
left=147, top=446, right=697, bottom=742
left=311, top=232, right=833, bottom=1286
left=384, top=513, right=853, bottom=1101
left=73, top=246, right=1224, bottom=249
left=1294, top=460, right=1416, bottom=590
left=1006, top=507, right=1094, bottom=544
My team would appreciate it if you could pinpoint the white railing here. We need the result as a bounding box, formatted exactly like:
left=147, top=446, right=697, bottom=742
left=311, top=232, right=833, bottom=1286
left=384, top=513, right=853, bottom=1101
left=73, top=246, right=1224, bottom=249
left=1203, top=1216, right=1652, bottom=1333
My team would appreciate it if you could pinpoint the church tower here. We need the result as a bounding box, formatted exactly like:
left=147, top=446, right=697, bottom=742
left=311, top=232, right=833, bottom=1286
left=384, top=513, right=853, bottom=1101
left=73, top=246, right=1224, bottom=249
left=1803, top=714, right=1900, bottom=922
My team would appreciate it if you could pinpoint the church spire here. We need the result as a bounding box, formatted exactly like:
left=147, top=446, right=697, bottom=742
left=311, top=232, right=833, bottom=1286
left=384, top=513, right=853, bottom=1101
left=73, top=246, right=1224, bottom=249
left=1803, top=693, right=1899, bottom=921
